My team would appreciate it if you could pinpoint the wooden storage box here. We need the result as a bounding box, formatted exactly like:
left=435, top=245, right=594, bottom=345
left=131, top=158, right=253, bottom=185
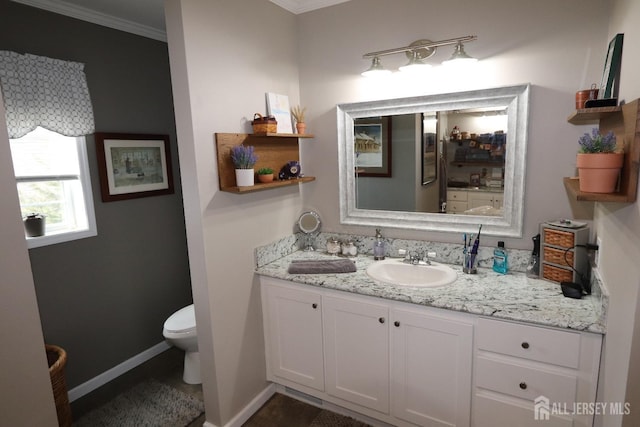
left=539, top=222, right=590, bottom=284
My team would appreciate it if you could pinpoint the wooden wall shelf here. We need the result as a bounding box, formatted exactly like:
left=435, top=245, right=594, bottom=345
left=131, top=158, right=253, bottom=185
left=567, top=106, right=621, bottom=124
left=215, top=132, right=315, bottom=194
left=564, top=99, right=640, bottom=203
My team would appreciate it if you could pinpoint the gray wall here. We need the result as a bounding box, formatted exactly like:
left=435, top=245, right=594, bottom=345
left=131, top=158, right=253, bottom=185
left=0, top=1, right=192, bottom=388
left=357, top=114, right=416, bottom=211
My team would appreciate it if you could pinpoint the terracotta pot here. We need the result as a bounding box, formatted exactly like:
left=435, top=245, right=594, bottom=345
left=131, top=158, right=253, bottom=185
left=257, top=173, right=274, bottom=183
left=296, top=122, right=307, bottom=135
left=576, top=153, right=624, bottom=193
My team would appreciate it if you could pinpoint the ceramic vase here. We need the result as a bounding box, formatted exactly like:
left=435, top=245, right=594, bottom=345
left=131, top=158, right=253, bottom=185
left=235, top=168, right=254, bottom=187
left=296, top=122, right=307, bottom=135
left=576, top=152, right=624, bottom=193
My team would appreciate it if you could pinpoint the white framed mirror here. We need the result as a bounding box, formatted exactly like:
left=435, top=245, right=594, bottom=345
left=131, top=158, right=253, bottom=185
left=337, top=84, right=530, bottom=237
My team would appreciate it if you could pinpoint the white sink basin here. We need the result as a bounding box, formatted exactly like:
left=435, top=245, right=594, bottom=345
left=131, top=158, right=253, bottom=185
left=366, top=259, right=458, bottom=288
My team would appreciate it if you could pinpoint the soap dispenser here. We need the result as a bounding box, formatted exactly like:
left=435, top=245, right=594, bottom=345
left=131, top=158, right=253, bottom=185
left=373, top=228, right=385, bottom=260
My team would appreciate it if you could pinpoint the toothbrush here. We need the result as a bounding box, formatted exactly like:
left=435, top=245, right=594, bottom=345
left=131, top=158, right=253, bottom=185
left=470, top=225, right=482, bottom=267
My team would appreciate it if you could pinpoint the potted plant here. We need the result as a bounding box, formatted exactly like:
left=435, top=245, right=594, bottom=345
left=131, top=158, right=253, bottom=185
left=257, top=167, right=275, bottom=183
left=291, top=105, right=307, bottom=134
left=576, top=128, right=624, bottom=193
left=230, top=144, right=257, bottom=186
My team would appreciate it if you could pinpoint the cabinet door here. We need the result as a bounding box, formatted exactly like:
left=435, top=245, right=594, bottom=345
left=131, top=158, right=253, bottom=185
left=391, top=308, right=473, bottom=427
left=264, top=283, right=324, bottom=391
left=447, top=200, right=468, bottom=214
left=323, top=295, right=389, bottom=414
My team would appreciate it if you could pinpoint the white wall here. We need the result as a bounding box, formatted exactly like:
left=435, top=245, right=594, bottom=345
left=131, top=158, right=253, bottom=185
left=297, top=0, right=610, bottom=249
left=165, top=0, right=303, bottom=425
left=166, top=0, right=640, bottom=425
left=597, top=1, right=640, bottom=426
left=0, top=89, right=58, bottom=425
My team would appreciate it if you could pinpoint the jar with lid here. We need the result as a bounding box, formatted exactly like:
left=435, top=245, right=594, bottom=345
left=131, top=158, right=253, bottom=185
left=326, top=237, right=341, bottom=255
left=341, top=240, right=358, bottom=257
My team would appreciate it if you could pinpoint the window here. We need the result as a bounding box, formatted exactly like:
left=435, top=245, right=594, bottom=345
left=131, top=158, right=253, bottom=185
left=10, top=127, right=97, bottom=248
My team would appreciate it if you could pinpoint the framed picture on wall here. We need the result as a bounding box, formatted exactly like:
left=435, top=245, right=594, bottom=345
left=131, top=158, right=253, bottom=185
left=599, top=33, right=624, bottom=100
left=95, top=133, right=174, bottom=202
left=354, top=116, right=392, bottom=177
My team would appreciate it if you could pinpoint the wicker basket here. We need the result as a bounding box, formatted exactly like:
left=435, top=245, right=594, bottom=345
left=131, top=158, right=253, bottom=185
left=543, top=228, right=575, bottom=248
left=542, top=264, right=573, bottom=283
left=251, top=113, right=277, bottom=133
left=543, top=246, right=574, bottom=266
left=46, top=344, right=72, bottom=427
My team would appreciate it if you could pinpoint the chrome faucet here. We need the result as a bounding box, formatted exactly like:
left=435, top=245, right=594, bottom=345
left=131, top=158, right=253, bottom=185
left=402, top=250, right=433, bottom=265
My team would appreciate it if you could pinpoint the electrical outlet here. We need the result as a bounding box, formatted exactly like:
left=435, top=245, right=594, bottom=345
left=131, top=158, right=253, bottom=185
left=596, top=236, right=603, bottom=267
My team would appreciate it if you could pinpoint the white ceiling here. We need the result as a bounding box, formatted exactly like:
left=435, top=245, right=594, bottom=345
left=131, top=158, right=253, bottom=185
left=11, top=0, right=351, bottom=42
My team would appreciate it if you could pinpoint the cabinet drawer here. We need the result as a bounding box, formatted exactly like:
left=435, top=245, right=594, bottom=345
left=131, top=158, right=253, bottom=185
left=543, top=228, right=575, bottom=248
left=474, top=393, right=573, bottom=427
left=447, top=190, right=468, bottom=201
left=541, top=263, right=574, bottom=283
left=447, top=200, right=468, bottom=213
left=543, top=246, right=574, bottom=265
left=477, top=318, right=581, bottom=368
left=475, top=356, right=577, bottom=404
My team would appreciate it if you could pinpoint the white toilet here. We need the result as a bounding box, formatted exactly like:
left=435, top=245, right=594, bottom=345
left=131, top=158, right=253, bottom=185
left=163, top=304, right=201, bottom=384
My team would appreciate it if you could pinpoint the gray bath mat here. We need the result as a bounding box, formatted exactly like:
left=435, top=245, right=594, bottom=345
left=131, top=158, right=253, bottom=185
left=73, top=379, right=204, bottom=427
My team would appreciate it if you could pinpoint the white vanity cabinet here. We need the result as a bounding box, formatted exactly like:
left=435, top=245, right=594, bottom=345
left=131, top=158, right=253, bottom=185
left=261, top=277, right=474, bottom=427
left=323, top=294, right=390, bottom=413
left=472, top=318, right=602, bottom=427
left=262, top=281, right=324, bottom=391
left=391, top=306, right=473, bottom=427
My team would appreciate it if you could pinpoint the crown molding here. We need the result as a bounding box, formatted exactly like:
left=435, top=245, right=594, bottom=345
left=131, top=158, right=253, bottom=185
left=270, top=0, right=351, bottom=14
left=11, top=0, right=167, bottom=42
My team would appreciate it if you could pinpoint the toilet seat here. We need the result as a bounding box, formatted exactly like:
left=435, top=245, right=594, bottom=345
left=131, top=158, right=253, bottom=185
left=163, top=304, right=196, bottom=334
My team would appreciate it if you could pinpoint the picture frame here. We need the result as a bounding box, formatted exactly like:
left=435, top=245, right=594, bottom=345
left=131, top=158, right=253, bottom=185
left=354, top=116, right=392, bottom=177
left=95, top=133, right=174, bottom=202
left=599, top=33, right=624, bottom=100
left=266, top=92, right=294, bottom=134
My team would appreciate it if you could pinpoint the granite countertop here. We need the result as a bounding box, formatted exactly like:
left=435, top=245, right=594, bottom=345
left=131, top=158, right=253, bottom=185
left=255, top=251, right=606, bottom=334
left=447, top=186, right=503, bottom=193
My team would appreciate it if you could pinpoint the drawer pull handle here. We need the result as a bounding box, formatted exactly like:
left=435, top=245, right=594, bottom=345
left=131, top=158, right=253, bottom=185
left=394, top=321, right=400, bottom=327
left=521, top=342, right=530, bottom=349
left=312, top=303, right=318, bottom=309
left=519, top=382, right=527, bottom=390
left=379, top=317, right=386, bottom=324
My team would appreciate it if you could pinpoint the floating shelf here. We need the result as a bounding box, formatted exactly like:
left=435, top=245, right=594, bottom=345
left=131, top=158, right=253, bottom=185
left=220, top=177, right=316, bottom=194
left=251, top=132, right=314, bottom=138
left=564, top=99, right=639, bottom=204
left=567, top=106, right=621, bottom=124
left=563, top=177, right=635, bottom=203
left=215, top=132, right=315, bottom=194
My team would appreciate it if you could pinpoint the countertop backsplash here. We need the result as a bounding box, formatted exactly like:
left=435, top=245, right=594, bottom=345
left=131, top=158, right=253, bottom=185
left=255, top=232, right=531, bottom=272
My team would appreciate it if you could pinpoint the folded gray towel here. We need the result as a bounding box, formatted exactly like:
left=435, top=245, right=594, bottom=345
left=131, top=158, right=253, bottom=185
left=288, top=259, right=357, bottom=274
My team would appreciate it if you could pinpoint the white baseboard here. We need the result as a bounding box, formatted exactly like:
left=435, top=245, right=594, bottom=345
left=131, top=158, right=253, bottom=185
left=68, top=341, right=171, bottom=402
left=200, top=384, right=275, bottom=427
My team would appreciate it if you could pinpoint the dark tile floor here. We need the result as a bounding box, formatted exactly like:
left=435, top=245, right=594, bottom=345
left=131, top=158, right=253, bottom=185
left=69, top=347, right=370, bottom=427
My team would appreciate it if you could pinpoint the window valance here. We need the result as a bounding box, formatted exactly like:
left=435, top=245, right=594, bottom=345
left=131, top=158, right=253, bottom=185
left=0, top=51, right=95, bottom=138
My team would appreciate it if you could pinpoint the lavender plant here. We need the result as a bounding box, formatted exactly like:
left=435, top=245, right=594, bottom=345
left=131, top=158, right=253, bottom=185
left=578, top=128, right=617, bottom=153
left=230, top=144, right=257, bottom=169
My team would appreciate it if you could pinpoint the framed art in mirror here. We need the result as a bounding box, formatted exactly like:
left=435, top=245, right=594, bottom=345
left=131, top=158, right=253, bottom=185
left=354, top=116, right=392, bottom=177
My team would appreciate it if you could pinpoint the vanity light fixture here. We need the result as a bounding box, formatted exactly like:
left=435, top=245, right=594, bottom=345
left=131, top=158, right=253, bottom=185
left=442, top=40, right=478, bottom=66
left=361, top=35, right=477, bottom=76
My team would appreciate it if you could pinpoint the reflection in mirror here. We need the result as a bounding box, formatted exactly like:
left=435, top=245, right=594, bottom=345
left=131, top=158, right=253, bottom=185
left=337, top=84, right=530, bottom=237
left=298, top=211, right=321, bottom=251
